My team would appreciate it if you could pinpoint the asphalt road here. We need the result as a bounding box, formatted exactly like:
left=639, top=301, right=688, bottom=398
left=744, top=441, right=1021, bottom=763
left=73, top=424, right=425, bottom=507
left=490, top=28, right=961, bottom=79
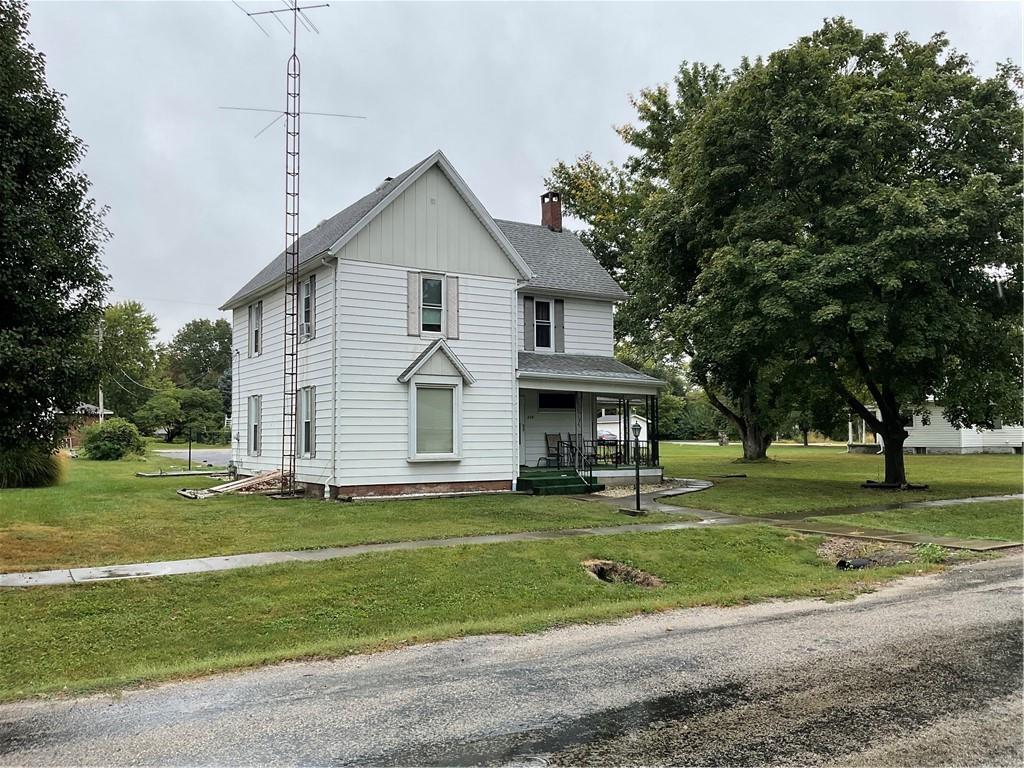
left=1, top=557, right=1020, bottom=766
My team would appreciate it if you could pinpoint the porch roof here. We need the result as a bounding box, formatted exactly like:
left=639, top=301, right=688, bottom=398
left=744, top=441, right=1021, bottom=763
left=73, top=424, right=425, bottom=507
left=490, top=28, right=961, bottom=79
left=517, top=352, right=664, bottom=392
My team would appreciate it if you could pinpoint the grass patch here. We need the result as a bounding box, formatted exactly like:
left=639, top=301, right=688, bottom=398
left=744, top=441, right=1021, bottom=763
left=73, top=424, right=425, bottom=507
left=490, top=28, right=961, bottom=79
left=660, top=443, right=1022, bottom=517
left=0, top=526, right=930, bottom=701
left=0, top=455, right=672, bottom=572
left=808, top=500, right=1023, bottom=542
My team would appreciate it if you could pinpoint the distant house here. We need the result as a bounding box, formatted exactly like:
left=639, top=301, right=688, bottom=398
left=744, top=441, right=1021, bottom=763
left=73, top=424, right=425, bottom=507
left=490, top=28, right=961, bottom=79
left=877, top=403, right=1023, bottom=455
left=220, top=151, right=666, bottom=497
left=63, top=403, right=113, bottom=449
left=596, top=412, right=648, bottom=442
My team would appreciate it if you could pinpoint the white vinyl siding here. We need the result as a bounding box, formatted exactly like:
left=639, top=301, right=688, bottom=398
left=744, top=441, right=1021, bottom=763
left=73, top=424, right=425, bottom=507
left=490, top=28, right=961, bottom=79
left=903, top=404, right=1024, bottom=454
left=336, top=259, right=516, bottom=487
left=517, top=295, right=615, bottom=356
left=231, top=263, right=335, bottom=481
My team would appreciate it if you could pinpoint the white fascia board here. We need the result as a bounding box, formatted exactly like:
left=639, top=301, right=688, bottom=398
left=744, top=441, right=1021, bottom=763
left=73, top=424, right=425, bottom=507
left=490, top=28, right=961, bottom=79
left=517, top=286, right=629, bottom=303
left=326, top=150, right=535, bottom=282
left=219, top=255, right=337, bottom=311
left=517, top=371, right=664, bottom=395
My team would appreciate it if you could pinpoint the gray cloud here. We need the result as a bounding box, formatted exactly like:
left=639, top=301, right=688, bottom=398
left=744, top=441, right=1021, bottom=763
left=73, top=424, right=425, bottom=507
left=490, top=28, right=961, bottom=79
left=26, top=0, right=1022, bottom=340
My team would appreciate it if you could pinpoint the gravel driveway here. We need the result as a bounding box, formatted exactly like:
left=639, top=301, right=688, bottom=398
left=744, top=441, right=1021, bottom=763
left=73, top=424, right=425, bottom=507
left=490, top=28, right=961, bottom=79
left=1, top=557, right=1020, bottom=766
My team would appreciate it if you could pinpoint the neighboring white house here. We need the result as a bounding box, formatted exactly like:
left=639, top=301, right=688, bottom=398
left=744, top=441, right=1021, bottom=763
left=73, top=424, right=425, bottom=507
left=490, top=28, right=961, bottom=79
left=596, top=412, right=648, bottom=442
left=877, top=403, right=1023, bottom=455
left=221, top=151, right=664, bottom=497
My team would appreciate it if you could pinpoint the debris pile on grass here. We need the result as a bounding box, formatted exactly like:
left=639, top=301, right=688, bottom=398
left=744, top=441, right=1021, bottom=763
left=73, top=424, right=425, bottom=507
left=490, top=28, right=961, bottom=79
left=817, top=537, right=915, bottom=569
left=582, top=559, right=664, bottom=587
left=178, top=470, right=284, bottom=500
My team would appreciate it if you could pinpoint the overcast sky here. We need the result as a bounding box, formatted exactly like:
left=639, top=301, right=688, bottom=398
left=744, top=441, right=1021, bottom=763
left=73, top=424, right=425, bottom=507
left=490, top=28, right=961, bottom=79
left=26, top=0, right=1022, bottom=340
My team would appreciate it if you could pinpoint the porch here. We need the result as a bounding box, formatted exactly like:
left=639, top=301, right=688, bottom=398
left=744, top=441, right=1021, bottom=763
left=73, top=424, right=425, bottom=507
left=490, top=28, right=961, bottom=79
left=519, top=389, right=663, bottom=475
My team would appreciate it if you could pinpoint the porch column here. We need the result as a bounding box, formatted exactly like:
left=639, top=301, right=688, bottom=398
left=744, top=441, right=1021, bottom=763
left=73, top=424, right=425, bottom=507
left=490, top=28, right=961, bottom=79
left=652, top=394, right=660, bottom=465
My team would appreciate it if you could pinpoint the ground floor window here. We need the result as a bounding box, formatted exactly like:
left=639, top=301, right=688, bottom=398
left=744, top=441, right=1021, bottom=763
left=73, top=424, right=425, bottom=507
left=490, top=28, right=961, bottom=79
left=247, top=395, right=262, bottom=455
left=298, top=386, right=316, bottom=458
left=411, top=383, right=459, bottom=459
left=538, top=392, right=576, bottom=410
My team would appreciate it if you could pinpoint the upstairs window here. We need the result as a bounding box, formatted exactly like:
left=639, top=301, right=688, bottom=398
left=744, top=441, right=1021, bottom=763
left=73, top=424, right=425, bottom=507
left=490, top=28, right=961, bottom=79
left=421, top=275, right=444, bottom=333
left=534, top=299, right=552, bottom=349
left=248, top=300, right=262, bottom=356
left=300, top=275, right=316, bottom=340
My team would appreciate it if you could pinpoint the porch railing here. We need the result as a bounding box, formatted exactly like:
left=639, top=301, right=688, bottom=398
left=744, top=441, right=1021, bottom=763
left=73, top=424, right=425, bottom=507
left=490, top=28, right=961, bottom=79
left=554, top=438, right=658, bottom=470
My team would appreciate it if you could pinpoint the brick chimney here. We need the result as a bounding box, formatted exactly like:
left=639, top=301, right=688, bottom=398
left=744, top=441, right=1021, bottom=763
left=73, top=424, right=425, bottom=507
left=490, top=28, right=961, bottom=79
left=541, top=191, right=562, bottom=232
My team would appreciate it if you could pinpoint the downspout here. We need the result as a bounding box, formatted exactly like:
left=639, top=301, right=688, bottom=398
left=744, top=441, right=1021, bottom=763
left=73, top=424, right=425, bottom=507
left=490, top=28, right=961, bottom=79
left=511, top=283, right=521, bottom=490
left=323, top=256, right=338, bottom=498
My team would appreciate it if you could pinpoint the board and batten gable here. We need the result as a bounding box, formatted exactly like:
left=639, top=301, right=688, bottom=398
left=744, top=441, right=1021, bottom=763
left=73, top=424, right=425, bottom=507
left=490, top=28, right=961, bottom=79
left=232, top=261, right=336, bottom=483
left=340, top=165, right=523, bottom=280
left=516, top=294, right=615, bottom=356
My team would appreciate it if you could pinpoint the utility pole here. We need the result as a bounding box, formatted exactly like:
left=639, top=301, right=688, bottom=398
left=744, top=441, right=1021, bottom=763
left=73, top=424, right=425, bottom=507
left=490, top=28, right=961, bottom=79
left=97, top=316, right=105, bottom=422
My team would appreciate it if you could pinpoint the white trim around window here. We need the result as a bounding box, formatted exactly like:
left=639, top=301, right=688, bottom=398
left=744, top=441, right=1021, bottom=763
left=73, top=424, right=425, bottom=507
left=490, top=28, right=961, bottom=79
left=420, top=273, right=445, bottom=335
left=248, top=300, right=263, bottom=357
left=299, top=274, right=316, bottom=341
left=247, top=394, right=262, bottom=456
left=298, top=385, right=316, bottom=458
left=534, top=298, right=553, bottom=350
left=407, top=377, right=462, bottom=461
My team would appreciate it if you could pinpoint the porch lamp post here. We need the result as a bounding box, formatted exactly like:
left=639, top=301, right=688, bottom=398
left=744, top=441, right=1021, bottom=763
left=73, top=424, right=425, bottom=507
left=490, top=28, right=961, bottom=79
left=632, top=421, right=642, bottom=512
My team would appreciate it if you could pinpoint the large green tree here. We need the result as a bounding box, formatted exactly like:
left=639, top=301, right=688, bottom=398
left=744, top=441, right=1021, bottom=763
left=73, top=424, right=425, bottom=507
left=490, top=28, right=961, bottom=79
left=0, top=0, right=108, bottom=453
left=676, top=19, right=1022, bottom=483
left=161, top=318, right=232, bottom=391
left=97, top=301, right=158, bottom=419
left=550, top=62, right=800, bottom=458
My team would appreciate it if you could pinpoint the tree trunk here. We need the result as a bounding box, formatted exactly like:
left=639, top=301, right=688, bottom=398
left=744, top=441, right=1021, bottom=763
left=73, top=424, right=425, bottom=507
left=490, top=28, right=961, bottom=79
left=738, top=420, right=772, bottom=460
left=801, top=428, right=809, bottom=446
left=882, top=430, right=908, bottom=485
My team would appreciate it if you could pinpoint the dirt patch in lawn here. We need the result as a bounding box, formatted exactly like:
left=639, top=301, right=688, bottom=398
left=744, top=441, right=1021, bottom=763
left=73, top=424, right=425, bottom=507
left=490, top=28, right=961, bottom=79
left=583, top=559, right=664, bottom=587
left=0, top=524, right=76, bottom=573
left=815, top=537, right=917, bottom=567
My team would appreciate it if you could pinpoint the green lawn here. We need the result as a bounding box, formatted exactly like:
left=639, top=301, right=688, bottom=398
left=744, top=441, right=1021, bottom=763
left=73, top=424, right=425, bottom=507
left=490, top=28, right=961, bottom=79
left=807, top=500, right=1023, bottom=542
left=0, top=455, right=673, bottom=573
left=0, top=526, right=932, bottom=701
left=659, top=443, right=1022, bottom=517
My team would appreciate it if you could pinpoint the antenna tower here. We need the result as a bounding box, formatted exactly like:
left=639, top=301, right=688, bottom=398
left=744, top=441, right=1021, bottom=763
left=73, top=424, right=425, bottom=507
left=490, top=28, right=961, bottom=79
left=230, top=1, right=359, bottom=496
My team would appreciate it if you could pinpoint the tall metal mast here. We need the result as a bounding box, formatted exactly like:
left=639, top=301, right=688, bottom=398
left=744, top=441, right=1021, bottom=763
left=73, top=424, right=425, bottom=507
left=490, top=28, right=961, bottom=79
left=230, top=1, right=357, bottom=496
left=281, top=9, right=302, bottom=495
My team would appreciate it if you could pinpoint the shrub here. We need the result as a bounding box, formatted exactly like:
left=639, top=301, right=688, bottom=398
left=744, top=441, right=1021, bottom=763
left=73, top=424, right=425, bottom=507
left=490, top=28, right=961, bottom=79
left=81, top=418, right=145, bottom=460
left=0, top=445, right=65, bottom=488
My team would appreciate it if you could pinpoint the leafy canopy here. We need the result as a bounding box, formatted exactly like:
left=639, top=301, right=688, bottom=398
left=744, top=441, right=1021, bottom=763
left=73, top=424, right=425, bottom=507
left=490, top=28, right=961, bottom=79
left=0, top=0, right=109, bottom=451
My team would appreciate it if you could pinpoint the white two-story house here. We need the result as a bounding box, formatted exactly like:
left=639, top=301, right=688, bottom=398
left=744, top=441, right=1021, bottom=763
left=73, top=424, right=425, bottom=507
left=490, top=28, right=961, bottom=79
left=221, top=151, right=664, bottom=497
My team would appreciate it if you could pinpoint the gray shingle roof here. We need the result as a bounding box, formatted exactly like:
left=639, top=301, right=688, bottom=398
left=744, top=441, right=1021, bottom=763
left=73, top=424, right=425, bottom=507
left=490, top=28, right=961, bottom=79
left=518, top=352, right=663, bottom=385
left=495, top=219, right=628, bottom=301
left=220, top=152, right=628, bottom=309
left=220, top=154, right=433, bottom=309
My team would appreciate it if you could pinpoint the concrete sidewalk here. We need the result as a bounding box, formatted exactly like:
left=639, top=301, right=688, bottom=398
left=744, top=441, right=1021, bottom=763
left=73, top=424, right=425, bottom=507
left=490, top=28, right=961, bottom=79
left=3, top=490, right=1018, bottom=589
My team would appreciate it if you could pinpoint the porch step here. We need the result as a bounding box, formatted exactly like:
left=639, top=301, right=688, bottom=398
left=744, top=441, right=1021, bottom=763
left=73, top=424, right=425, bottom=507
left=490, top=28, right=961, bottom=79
left=518, top=470, right=604, bottom=495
